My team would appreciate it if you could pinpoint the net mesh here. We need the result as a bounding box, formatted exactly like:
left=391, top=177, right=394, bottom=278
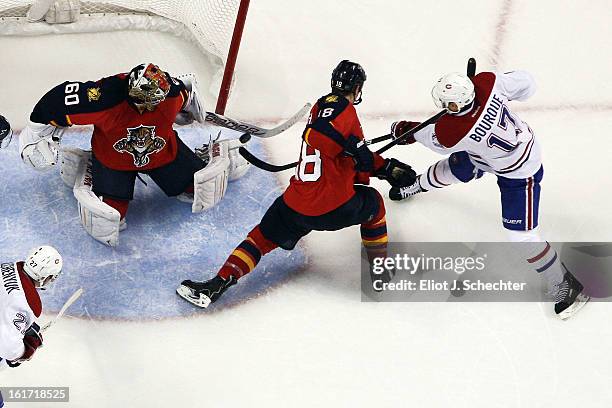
left=0, top=0, right=241, bottom=62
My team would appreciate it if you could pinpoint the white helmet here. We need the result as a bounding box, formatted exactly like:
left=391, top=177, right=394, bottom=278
left=431, top=72, right=475, bottom=113
left=23, top=246, right=63, bottom=290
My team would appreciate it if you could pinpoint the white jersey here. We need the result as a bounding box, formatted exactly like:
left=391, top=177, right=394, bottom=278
left=414, top=71, right=541, bottom=179
left=0, top=262, right=40, bottom=362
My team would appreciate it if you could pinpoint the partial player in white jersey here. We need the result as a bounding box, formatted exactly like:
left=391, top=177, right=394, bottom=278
left=0, top=246, right=62, bottom=369
left=389, top=70, right=589, bottom=319
left=0, top=114, right=12, bottom=148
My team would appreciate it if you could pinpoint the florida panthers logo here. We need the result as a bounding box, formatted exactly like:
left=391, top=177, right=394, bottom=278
left=113, top=125, right=166, bottom=167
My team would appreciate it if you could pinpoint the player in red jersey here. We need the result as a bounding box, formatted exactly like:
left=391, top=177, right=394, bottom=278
left=20, top=63, right=246, bottom=246
left=177, top=60, right=416, bottom=308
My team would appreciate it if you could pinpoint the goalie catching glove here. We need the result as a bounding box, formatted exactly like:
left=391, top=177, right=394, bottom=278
left=173, top=73, right=206, bottom=126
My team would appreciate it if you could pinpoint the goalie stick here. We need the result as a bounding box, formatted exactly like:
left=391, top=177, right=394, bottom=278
left=204, top=103, right=312, bottom=138
left=240, top=58, right=478, bottom=171
left=41, top=288, right=83, bottom=333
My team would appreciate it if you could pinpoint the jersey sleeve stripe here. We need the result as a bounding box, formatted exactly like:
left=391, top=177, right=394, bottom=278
left=304, top=128, right=312, bottom=145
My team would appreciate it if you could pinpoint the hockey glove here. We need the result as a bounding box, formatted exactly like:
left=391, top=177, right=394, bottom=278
left=390, top=121, right=420, bottom=145
left=376, top=158, right=417, bottom=188
left=0, top=115, right=12, bottom=148
left=344, top=134, right=374, bottom=173
left=7, top=323, right=43, bottom=367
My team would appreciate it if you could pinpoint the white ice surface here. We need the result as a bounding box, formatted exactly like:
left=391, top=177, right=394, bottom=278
left=1, top=1, right=612, bottom=407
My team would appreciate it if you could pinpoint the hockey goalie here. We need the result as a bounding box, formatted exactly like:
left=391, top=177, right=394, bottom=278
left=20, top=63, right=250, bottom=246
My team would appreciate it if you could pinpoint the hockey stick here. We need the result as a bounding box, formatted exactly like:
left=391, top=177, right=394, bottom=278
left=204, top=103, right=312, bottom=138
left=241, top=58, right=477, bottom=172
left=41, top=288, right=83, bottom=333
left=239, top=133, right=394, bottom=173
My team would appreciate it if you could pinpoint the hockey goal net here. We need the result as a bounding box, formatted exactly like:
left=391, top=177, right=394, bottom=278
left=0, top=0, right=250, bottom=114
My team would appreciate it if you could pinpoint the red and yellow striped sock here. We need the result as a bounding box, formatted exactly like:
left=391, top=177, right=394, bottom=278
left=218, top=226, right=278, bottom=280
left=361, top=215, right=389, bottom=262
left=361, top=191, right=388, bottom=262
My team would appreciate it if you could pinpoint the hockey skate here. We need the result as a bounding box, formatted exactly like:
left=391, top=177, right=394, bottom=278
left=389, top=180, right=423, bottom=201
left=554, top=267, right=590, bottom=320
left=177, top=275, right=237, bottom=308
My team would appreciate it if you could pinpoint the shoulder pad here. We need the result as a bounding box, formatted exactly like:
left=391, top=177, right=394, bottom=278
left=314, top=93, right=350, bottom=121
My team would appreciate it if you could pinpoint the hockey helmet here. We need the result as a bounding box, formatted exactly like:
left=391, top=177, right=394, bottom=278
left=23, top=246, right=63, bottom=290
left=128, top=63, right=171, bottom=111
left=431, top=72, right=475, bottom=114
left=331, top=60, right=367, bottom=104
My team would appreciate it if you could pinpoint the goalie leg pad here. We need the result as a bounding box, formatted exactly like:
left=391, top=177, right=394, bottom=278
left=192, top=156, right=230, bottom=213
left=60, top=147, right=90, bottom=187
left=223, top=139, right=251, bottom=181
left=73, top=157, right=121, bottom=247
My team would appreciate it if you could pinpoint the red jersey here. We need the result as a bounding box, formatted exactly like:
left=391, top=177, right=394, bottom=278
left=283, top=93, right=384, bottom=216
left=30, top=74, right=189, bottom=171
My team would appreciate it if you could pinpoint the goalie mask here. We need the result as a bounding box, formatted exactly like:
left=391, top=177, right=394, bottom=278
left=23, top=246, right=63, bottom=290
left=431, top=72, right=475, bottom=114
left=128, top=63, right=171, bottom=111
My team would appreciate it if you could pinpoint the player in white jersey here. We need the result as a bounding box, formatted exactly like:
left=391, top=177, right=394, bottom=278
left=0, top=115, right=12, bottom=148
left=0, top=246, right=62, bottom=369
left=389, top=71, right=589, bottom=319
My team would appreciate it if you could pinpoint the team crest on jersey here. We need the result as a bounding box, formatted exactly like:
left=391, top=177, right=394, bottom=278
left=113, top=125, right=166, bottom=167
left=87, top=87, right=101, bottom=102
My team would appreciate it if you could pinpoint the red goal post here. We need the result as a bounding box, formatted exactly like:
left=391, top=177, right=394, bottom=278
left=0, top=0, right=250, bottom=115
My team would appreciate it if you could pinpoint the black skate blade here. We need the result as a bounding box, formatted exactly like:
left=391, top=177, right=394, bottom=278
left=558, top=294, right=590, bottom=320
left=176, top=285, right=212, bottom=308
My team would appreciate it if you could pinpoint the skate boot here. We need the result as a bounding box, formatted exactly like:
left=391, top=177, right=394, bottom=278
left=389, top=179, right=424, bottom=201
left=554, top=267, right=590, bottom=320
left=177, top=275, right=237, bottom=308
left=370, top=264, right=396, bottom=292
